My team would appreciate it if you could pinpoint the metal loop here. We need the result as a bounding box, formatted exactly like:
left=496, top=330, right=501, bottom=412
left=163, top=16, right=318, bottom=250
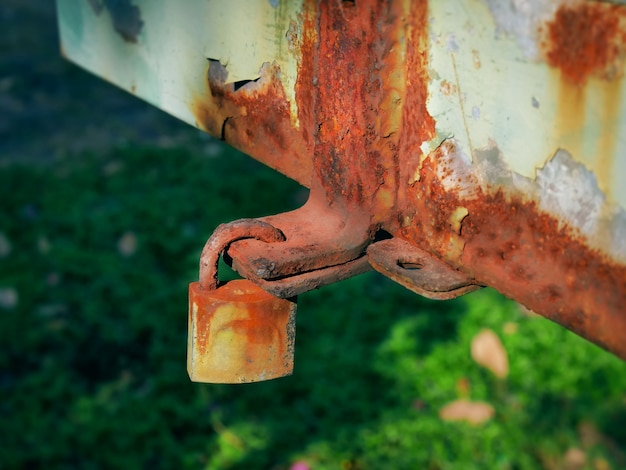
left=367, top=238, right=482, bottom=300
left=199, top=219, right=285, bottom=291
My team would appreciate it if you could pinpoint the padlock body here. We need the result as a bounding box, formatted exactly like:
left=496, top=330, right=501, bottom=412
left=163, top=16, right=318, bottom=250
left=188, top=280, right=296, bottom=383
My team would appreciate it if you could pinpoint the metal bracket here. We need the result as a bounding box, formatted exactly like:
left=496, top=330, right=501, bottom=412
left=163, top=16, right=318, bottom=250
left=226, top=187, right=374, bottom=298
left=230, top=254, right=372, bottom=298
left=367, top=238, right=483, bottom=300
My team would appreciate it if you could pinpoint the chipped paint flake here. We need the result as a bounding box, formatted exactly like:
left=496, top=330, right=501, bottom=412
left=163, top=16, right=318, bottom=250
left=438, top=139, right=626, bottom=263
left=405, top=138, right=626, bottom=358
left=450, top=207, right=469, bottom=234
left=425, top=0, right=626, bottom=208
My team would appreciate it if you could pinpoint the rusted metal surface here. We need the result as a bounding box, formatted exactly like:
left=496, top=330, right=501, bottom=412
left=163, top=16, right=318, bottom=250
left=57, top=0, right=313, bottom=186
left=192, top=60, right=313, bottom=187
left=189, top=219, right=296, bottom=383
left=233, top=255, right=372, bottom=299
left=188, top=280, right=296, bottom=383
left=400, top=141, right=626, bottom=356
left=227, top=195, right=370, bottom=280
left=198, top=219, right=285, bottom=290
left=58, top=1, right=626, bottom=360
left=220, top=0, right=626, bottom=359
left=367, top=238, right=482, bottom=301
left=540, top=2, right=626, bottom=85
left=226, top=0, right=411, bottom=284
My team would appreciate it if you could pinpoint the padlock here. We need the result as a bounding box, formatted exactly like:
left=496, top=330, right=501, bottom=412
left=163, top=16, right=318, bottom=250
left=187, top=221, right=296, bottom=383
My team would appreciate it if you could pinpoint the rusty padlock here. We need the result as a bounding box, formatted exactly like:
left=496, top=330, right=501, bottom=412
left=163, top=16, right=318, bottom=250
left=187, top=220, right=297, bottom=383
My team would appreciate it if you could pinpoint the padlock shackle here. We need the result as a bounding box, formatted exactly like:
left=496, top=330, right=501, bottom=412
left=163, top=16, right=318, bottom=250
left=199, top=219, right=285, bottom=291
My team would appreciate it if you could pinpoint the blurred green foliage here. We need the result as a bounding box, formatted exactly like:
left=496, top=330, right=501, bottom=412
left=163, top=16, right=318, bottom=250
left=1, top=143, right=625, bottom=469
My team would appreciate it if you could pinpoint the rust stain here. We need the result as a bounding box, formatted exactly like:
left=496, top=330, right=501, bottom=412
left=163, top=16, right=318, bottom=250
left=312, top=0, right=403, bottom=209
left=191, top=0, right=433, bottom=224
left=187, top=0, right=626, bottom=363
left=397, top=0, right=435, bottom=222
left=190, top=2, right=323, bottom=188
left=460, top=194, right=626, bottom=356
left=440, top=80, right=457, bottom=96
left=472, top=49, right=481, bottom=69
left=291, top=1, right=317, bottom=156
left=398, top=0, right=435, bottom=148
left=541, top=2, right=626, bottom=202
left=541, top=2, right=626, bottom=85
left=401, top=141, right=626, bottom=358
left=191, top=60, right=312, bottom=187
left=553, top=73, right=586, bottom=162
left=596, top=78, right=623, bottom=199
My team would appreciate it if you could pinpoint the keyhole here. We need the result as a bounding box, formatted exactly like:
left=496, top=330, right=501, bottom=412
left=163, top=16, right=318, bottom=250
left=397, top=260, right=423, bottom=271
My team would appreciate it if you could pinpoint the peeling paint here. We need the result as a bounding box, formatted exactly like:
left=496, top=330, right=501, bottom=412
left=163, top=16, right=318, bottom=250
left=540, top=1, right=626, bottom=85
left=425, top=0, right=626, bottom=207
left=483, top=0, right=557, bottom=59
left=58, top=0, right=305, bottom=136
left=450, top=207, right=469, bottom=234
left=403, top=139, right=626, bottom=357
left=192, top=60, right=312, bottom=186
left=58, top=0, right=626, bottom=359
left=421, top=138, right=626, bottom=264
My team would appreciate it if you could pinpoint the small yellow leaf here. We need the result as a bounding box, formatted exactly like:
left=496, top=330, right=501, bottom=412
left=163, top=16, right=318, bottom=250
left=593, top=458, right=611, bottom=470
left=471, top=328, right=509, bottom=378
left=439, top=399, right=494, bottom=425
left=563, top=447, right=586, bottom=470
left=0, top=287, right=18, bottom=309
left=578, top=421, right=602, bottom=448
left=455, top=377, right=471, bottom=398
left=502, top=322, right=518, bottom=335
left=118, top=231, right=138, bottom=257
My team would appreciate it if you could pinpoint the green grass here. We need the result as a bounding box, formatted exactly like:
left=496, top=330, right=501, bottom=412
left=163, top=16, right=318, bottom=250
left=1, top=143, right=625, bottom=469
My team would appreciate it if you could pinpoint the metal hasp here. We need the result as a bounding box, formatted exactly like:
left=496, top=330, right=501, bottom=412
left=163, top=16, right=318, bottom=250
left=57, top=1, right=626, bottom=360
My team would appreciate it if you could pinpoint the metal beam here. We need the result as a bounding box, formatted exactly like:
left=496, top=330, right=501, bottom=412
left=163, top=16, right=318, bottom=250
left=58, top=0, right=626, bottom=358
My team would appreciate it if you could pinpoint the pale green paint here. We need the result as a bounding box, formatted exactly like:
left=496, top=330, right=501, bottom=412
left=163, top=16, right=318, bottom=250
left=424, top=0, right=626, bottom=208
left=57, top=0, right=303, bottom=127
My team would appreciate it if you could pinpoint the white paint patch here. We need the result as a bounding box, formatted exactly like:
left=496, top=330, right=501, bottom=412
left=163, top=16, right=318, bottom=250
left=424, top=0, right=626, bottom=211
left=435, top=138, right=626, bottom=264
left=482, top=0, right=560, bottom=59
left=536, top=149, right=605, bottom=235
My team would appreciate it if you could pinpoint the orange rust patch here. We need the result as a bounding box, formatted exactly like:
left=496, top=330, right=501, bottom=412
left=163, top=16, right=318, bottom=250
left=399, top=0, right=435, bottom=149
left=312, top=0, right=403, bottom=207
left=191, top=63, right=312, bottom=187
left=402, top=141, right=626, bottom=358
left=192, top=0, right=434, bottom=222
left=472, top=49, right=481, bottom=69
left=292, top=1, right=317, bottom=152
left=296, top=0, right=433, bottom=224
left=396, top=0, right=435, bottom=223
left=541, top=2, right=626, bottom=85
left=440, top=80, right=457, bottom=96
left=188, top=280, right=296, bottom=383
left=543, top=2, right=626, bottom=201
